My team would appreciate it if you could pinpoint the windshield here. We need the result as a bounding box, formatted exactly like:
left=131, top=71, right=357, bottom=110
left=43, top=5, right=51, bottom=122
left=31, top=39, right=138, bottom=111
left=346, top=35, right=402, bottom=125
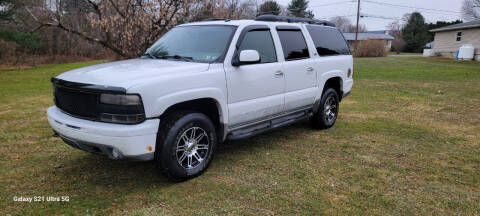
left=145, top=25, right=236, bottom=63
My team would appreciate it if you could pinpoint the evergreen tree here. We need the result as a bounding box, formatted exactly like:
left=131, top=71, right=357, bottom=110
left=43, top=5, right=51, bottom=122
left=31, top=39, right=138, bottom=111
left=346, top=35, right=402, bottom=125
left=0, top=0, right=43, bottom=51
left=402, top=12, right=428, bottom=53
left=259, top=1, right=281, bottom=15
left=287, top=0, right=313, bottom=18
left=0, top=0, right=15, bottom=20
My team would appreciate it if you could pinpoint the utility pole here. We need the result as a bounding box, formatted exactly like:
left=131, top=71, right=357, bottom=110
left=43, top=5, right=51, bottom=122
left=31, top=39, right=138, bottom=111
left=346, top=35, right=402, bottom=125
left=355, top=0, right=361, bottom=43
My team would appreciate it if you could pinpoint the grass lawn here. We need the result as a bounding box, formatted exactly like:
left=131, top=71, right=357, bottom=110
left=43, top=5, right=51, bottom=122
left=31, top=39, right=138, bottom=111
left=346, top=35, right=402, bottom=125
left=388, top=52, right=422, bottom=56
left=1, top=57, right=479, bottom=215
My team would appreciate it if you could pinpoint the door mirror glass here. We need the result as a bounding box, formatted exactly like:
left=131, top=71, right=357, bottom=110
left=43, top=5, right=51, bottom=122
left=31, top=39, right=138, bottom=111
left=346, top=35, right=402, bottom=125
left=239, top=50, right=261, bottom=65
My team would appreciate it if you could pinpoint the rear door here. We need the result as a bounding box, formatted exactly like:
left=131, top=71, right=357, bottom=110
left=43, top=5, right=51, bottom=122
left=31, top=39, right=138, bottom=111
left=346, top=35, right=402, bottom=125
left=276, top=26, right=317, bottom=111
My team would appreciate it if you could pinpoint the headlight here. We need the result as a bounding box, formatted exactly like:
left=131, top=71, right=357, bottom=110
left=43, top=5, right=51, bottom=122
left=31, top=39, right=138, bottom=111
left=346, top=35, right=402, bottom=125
left=100, top=94, right=142, bottom=105
left=98, top=93, right=145, bottom=124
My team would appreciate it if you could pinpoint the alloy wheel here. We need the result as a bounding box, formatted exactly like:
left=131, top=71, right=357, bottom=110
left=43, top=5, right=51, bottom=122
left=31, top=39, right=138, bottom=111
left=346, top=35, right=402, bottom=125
left=176, top=126, right=210, bottom=169
left=323, top=95, right=337, bottom=124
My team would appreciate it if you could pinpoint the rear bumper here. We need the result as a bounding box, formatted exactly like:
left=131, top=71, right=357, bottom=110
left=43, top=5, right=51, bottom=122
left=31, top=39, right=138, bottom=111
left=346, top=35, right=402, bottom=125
left=47, top=106, right=159, bottom=161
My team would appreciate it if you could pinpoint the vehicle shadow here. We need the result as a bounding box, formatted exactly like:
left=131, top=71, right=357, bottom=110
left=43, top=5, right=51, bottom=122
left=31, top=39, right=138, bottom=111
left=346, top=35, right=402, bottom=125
left=55, top=120, right=314, bottom=187
left=218, top=120, right=313, bottom=153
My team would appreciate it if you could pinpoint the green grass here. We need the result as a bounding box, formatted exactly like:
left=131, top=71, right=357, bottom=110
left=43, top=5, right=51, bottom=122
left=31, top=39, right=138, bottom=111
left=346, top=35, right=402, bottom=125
left=388, top=52, right=422, bottom=56
left=1, top=58, right=479, bottom=215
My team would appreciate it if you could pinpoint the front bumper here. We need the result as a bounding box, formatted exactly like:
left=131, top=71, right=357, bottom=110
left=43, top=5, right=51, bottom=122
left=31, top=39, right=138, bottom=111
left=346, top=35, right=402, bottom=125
left=47, top=106, right=159, bottom=161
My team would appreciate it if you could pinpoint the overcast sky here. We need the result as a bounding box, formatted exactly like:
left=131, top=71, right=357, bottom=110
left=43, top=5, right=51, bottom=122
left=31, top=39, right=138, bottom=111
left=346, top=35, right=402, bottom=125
left=275, top=0, right=464, bottom=31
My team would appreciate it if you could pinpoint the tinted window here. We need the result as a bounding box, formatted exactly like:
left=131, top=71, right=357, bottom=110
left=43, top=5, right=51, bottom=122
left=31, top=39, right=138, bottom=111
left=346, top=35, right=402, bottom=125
left=277, top=30, right=310, bottom=60
left=306, top=25, right=350, bottom=56
left=239, top=30, right=277, bottom=63
left=146, top=26, right=235, bottom=62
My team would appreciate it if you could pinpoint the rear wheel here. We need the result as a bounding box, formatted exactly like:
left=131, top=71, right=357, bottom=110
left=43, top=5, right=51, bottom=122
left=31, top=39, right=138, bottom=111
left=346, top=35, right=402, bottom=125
left=310, top=88, right=339, bottom=129
left=155, top=112, right=217, bottom=181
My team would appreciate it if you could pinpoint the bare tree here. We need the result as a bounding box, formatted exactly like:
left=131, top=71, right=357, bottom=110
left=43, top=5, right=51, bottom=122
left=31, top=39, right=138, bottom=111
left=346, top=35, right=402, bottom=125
left=389, top=20, right=405, bottom=54
left=329, top=16, right=367, bottom=33
left=346, top=24, right=367, bottom=33
left=462, top=0, right=480, bottom=21
left=329, top=16, right=351, bottom=32
left=25, top=0, right=193, bottom=58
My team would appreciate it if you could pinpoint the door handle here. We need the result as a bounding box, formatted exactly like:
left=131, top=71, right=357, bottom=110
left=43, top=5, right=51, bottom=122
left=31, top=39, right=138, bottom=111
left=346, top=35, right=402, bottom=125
left=274, top=71, right=284, bottom=77
left=306, top=67, right=314, bottom=72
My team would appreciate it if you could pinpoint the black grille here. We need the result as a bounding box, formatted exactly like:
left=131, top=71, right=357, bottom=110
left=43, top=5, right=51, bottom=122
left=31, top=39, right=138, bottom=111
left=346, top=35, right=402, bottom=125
left=54, top=87, right=100, bottom=119
left=51, top=78, right=145, bottom=124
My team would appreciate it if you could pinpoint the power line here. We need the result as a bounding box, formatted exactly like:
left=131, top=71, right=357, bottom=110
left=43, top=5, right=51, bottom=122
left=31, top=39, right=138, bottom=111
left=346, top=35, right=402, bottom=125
left=319, top=14, right=356, bottom=20
left=310, top=1, right=354, bottom=8
left=363, top=0, right=462, bottom=15
left=360, top=14, right=402, bottom=20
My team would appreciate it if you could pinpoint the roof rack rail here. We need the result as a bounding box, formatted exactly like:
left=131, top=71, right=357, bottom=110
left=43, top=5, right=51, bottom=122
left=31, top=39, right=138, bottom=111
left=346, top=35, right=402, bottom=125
left=255, top=15, right=335, bottom=27
left=202, top=18, right=231, bottom=22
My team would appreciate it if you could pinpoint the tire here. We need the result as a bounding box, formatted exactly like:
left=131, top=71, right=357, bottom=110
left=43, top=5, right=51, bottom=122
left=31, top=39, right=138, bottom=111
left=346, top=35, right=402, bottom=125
left=155, top=111, right=217, bottom=181
left=310, top=88, right=340, bottom=129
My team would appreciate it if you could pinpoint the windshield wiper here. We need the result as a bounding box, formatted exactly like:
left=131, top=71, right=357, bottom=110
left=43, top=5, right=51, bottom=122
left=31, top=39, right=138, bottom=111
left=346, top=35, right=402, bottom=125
left=160, top=55, right=194, bottom=62
left=142, top=53, right=157, bottom=59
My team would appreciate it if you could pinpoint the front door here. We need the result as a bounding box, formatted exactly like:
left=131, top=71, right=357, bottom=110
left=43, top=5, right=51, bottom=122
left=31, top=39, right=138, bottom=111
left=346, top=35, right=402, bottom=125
left=224, top=26, right=285, bottom=126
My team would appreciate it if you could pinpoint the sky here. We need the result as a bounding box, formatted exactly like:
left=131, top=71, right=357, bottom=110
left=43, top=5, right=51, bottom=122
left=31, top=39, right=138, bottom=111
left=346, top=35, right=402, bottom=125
left=275, top=0, right=464, bottom=31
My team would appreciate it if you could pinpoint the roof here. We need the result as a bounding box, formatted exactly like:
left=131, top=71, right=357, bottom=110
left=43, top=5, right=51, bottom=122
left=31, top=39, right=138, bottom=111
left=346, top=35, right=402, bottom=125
left=430, top=20, right=480, bottom=32
left=368, top=30, right=393, bottom=35
left=342, top=33, right=394, bottom=41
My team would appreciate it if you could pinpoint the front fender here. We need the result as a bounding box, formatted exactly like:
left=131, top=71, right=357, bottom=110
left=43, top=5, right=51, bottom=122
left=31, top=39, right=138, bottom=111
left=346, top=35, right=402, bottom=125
left=149, top=88, right=228, bottom=124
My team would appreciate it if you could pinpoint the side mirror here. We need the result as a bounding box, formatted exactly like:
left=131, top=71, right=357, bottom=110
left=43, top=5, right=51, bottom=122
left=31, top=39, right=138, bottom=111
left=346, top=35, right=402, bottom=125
left=234, top=50, right=260, bottom=66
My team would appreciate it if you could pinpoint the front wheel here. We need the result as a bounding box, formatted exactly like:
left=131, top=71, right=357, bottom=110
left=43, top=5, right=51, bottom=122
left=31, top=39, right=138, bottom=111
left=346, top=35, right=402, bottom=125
left=310, top=88, right=339, bottom=129
left=155, top=112, right=217, bottom=181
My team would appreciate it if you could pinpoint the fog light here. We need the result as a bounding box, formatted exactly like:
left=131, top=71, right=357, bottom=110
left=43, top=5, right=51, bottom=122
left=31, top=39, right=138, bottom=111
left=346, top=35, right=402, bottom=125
left=112, top=149, right=121, bottom=159
left=100, top=113, right=145, bottom=124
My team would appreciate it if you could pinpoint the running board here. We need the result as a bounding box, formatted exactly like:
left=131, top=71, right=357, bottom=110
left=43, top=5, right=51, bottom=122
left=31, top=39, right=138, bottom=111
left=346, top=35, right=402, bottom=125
left=227, top=109, right=313, bottom=140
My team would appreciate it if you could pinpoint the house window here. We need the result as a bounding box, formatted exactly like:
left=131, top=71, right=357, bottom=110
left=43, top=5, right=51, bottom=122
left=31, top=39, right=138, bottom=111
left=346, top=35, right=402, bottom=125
left=456, top=32, right=462, bottom=41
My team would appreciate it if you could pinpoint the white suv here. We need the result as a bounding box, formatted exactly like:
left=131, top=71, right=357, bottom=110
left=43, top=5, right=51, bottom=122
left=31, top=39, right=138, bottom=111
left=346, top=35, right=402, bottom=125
left=47, top=15, right=353, bottom=181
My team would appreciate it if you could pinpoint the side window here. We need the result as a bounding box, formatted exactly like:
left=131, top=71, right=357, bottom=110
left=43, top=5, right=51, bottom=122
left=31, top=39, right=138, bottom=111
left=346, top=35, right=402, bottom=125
left=306, top=25, right=351, bottom=56
left=239, top=29, right=277, bottom=63
left=456, top=32, right=462, bottom=41
left=277, top=30, right=310, bottom=61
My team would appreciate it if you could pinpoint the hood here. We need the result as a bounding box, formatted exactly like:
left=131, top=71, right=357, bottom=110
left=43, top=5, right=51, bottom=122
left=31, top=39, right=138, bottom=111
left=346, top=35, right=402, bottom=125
left=56, top=59, right=211, bottom=88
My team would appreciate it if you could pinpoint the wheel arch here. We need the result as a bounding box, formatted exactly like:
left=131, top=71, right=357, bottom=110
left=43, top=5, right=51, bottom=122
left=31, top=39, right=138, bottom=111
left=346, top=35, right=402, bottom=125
left=314, top=74, right=344, bottom=113
left=323, top=76, right=343, bottom=100
left=153, top=92, right=227, bottom=142
left=317, top=71, right=344, bottom=100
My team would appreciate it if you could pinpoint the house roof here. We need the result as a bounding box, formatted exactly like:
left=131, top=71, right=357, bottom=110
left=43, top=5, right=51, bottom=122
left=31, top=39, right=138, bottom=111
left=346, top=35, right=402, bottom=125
left=430, top=20, right=480, bottom=32
left=367, top=30, right=394, bottom=35
left=342, top=33, right=394, bottom=41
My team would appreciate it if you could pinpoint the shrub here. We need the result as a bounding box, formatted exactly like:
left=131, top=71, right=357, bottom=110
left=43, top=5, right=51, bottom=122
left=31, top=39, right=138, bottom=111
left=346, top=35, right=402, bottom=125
left=353, top=40, right=388, bottom=57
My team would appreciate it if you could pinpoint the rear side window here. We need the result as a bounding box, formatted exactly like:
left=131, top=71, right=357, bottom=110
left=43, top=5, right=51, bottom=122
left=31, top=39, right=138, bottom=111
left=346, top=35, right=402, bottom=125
left=306, top=25, right=350, bottom=56
left=277, top=30, right=310, bottom=61
left=239, top=30, right=277, bottom=63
